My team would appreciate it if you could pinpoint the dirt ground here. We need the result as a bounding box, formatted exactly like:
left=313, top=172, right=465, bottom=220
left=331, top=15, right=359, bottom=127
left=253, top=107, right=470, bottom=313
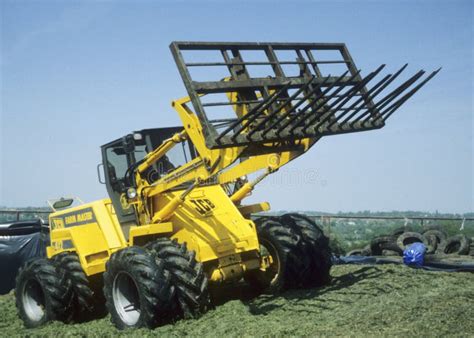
left=1, top=264, right=473, bottom=336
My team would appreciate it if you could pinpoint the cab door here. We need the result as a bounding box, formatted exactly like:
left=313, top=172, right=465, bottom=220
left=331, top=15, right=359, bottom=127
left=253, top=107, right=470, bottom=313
left=101, top=139, right=137, bottom=224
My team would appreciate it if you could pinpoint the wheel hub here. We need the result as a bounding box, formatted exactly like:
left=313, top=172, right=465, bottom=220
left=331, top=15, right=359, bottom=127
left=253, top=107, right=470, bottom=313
left=112, top=271, right=141, bottom=326
left=22, top=279, right=45, bottom=322
left=259, top=239, right=281, bottom=285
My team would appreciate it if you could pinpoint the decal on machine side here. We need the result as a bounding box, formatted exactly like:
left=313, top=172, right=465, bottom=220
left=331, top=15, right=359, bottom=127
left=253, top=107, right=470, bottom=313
left=190, top=198, right=215, bottom=215
left=51, top=207, right=97, bottom=229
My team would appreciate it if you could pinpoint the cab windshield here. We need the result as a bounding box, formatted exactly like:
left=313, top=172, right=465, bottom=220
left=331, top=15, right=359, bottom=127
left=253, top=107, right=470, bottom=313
left=101, top=127, right=195, bottom=222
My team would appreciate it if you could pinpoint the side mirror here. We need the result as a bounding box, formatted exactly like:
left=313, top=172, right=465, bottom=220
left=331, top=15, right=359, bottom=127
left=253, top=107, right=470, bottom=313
left=122, top=134, right=135, bottom=154
left=53, top=198, right=74, bottom=210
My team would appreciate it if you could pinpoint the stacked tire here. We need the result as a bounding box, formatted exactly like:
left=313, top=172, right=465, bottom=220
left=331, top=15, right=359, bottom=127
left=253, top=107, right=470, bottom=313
left=436, top=234, right=471, bottom=255
left=346, top=225, right=473, bottom=257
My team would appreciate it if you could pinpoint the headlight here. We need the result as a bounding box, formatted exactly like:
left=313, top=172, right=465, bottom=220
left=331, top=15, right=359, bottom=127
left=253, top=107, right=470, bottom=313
left=127, top=188, right=137, bottom=199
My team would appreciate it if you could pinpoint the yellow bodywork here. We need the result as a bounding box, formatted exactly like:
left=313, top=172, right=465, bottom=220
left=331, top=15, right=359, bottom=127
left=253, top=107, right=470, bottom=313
left=47, top=92, right=318, bottom=282
left=48, top=199, right=126, bottom=276
left=48, top=185, right=260, bottom=280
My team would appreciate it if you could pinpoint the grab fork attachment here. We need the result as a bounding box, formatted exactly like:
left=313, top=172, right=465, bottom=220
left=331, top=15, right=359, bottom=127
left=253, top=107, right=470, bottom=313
left=170, top=42, right=439, bottom=149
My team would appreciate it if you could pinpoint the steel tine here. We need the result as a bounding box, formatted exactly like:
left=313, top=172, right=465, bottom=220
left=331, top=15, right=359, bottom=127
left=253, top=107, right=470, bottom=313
left=259, top=75, right=332, bottom=137
left=277, top=70, right=354, bottom=133
left=345, top=64, right=409, bottom=126
left=282, top=71, right=352, bottom=133
left=326, top=65, right=386, bottom=130
left=247, top=76, right=317, bottom=138
left=224, top=82, right=292, bottom=141
left=340, top=73, right=392, bottom=125
left=371, top=70, right=425, bottom=113
left=300, top=69, right=363, bottom=133
left=358, top=69, right=426, bottom=126
left=378, top=68, right=441, bottom=122
left=216, top=82, right=291, bottom=142
left=220, top=82, right=290, bottom=140
left=216, top=88, right=282, bottom=142
left=312, top=82, right=364, bottom=131
left=367, top=64, right=408, bottom=101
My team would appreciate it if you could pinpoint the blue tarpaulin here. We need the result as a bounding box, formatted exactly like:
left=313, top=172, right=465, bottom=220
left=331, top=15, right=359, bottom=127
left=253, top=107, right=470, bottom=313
left=335, top=255, right=474, bottom=272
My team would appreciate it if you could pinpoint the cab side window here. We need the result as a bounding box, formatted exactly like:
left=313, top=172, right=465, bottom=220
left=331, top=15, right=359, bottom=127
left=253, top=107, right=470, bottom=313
left=162, top=140, right=192, bottom=173
left=106, top=146, right=129, bottom=193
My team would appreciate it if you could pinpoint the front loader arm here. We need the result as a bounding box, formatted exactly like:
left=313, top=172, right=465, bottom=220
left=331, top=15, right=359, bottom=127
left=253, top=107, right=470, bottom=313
left=129, top=41, right=439, bottom=220
left=136, top=130, right=187, bottom=175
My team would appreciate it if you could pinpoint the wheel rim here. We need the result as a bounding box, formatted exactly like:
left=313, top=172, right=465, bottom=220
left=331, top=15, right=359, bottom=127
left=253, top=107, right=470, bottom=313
left=22, top=279, right=45, bottom=322
left=112, top=271, right=141, bottom=326
left=260, top=238, right=281, bottom=286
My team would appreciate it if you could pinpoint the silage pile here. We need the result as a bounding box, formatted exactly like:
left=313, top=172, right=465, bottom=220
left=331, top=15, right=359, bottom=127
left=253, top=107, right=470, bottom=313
left=1, top=264, right=472, bottom=336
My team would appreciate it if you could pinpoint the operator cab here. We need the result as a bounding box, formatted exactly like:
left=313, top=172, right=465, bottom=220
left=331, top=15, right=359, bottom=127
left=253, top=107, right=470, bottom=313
left=100, top=127, right=196, bottom=223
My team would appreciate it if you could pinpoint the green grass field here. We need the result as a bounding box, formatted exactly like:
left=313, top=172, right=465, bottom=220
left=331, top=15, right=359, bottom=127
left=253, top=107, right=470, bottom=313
left=1, top=264, right=473, bottom=336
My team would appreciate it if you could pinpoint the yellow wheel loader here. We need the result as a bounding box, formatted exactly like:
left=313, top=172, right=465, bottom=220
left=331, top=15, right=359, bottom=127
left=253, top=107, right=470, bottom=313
left=14, top=42, right=438, bottom=329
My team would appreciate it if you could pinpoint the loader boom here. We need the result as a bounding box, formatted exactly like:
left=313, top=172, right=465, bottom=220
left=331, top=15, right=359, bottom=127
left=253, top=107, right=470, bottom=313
left=132, top=42, right=438, bottom=213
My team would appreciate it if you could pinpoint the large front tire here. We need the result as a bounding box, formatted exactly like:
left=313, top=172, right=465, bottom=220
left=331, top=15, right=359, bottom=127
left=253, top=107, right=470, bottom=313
left=146, top=238, right=211, bottom=319
left=280, top=213, right=333, bottom=287
left=15, top=259, right=73, bottom=328
left=245, top=218, right=308, bottom=293
left=103, top=247, right=175, bottom=330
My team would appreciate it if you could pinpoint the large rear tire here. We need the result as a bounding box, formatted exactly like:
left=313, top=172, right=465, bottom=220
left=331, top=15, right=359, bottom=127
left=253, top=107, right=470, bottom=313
left=52, top=252, right=104, bottom=322
left=245, top=217, right=308, bottom=293
left=103, top=247, right=175, bottom=330
left=280, top=213, right=333, bottom=287
left=15, top=258, right=73, bottom=328
left=146, top=238, right=211, bottom=319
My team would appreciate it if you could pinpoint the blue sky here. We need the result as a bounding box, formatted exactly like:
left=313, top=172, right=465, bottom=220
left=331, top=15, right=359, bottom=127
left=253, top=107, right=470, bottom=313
left=1, top=0, right=472, bottom=213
